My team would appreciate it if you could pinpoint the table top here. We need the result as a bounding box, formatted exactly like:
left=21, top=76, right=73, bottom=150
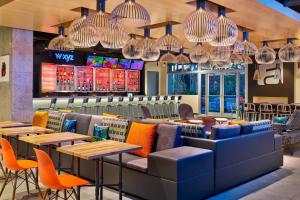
left=0, top=121, right=26, bottom=128
left=0, top=126, right=54, bottom=136
left=19, top=132, right=91, bottom=146
left=215, top=118, right=228, bottom=122
left=57, top=140, right=142, bottom=160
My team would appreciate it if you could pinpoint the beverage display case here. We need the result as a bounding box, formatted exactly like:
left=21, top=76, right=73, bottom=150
left=95, top=68, right=111, bottom=92
left=41, top=63, right=57, bottom=93
left=76, top=66, right=94, bottom=92
left=112, top=69, right=126, bottom=91
left=127, top=70, right=140, bottom=92
left=56, top=65, right=75, bottom=92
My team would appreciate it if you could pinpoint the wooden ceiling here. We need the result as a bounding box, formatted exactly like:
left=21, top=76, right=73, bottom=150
left=1, top=0, right=300, bottom=49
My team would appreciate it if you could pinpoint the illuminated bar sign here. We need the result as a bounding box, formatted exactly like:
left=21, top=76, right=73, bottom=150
left=41, top=50, right=85, bottom=65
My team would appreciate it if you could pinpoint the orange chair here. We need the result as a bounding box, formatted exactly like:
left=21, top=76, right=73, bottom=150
left=0, top=138, right=42, bottom=199
left=34, top=148, right=89, bottom=199
left=0, top=149, right=6, bottom=179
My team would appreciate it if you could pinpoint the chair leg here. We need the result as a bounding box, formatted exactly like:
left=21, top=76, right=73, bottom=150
left=64, top=189, right=67, bottom=200
left=12, top=171, right=18, bottom=200
left=42, top=189, right=48, bottom=200
left=0, top=162, right=6, bottom=179
left=25, top=170, right=30, bottom=194
left=0, top=170, right=11, bottom=197
left=30, top=169, right=43, bottom=198
left=55, top=190, right=59, bottom=200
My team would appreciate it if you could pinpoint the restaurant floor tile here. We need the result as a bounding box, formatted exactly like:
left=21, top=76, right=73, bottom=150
left=1, top=151, right=300, bottom=200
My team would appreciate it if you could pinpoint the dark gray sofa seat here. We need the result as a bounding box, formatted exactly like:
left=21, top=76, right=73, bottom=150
left=183, top=130, right=283, bottom=193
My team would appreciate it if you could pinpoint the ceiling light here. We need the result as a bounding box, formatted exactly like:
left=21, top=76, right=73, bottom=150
left=176, top=49, right=190, bottom=64
left=156, top=23, right=182, bottom=51
left=99, top=22, right=129, bottom=49
left=139, top=28, right=160, bottom=61
left=122, top=34, right=142, bottom=59
left=189, top=43, right=210, bottom=63
left=210, top=46, right=231, bottom=62
left=278, top=38, right=300, bottom=62
left=255, top=41, right=276, bottom=64
left=48, top=26, right=74, bottom=51
left=160, top=51, right=177, bottom=63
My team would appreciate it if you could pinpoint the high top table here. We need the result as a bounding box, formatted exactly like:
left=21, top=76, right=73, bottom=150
left=57, top=140, right=141, bottom=200
left=20, top=132, right=91, bottom=174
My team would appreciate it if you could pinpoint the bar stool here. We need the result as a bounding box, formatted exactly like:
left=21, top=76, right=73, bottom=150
left=292, top=103, right=300, bottom=111
left=161, top=96, right=170, bottom=118
left=152, top=96, right=160, bottom=119
left=117, top=97, right=126, bottom=117
left=277, top=104, right=292, bottom=117
left=49, top=98, right=57, bottom=110
left=93, top=97, right=103, bottom=115
left=168, top=96, right=177, bottom=119
left=244, top=103, right=258, bottom=121
left=66, top=97, right=75, bottom=109
left=259, top=103, right=275, bottom=120
left=0, top=138, right=42, bottom=199
left=128, top=97, right=135, bottom=118
left=137, top=97, right=145, bottom=118
left=106, top=96, right=114, bottom=114
left=80, top=97, right=89, bottom=114
left=175, top=96, right=182, bottom=117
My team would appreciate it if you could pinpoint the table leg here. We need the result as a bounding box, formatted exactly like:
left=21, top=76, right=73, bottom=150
left=26, top=134, right=30, bottom=159
left=77, top=157, right=81, bottom=200
left=100, top=157, right=104, bottom=200
left=95, top=159, right=100, bottom=200
left=35, top=145, right=40, bottom=189
left=58, top=143, right=61, bottom=175
left=71, top=141, right=75, bottom=174
left=119, top=154, right=123, bottom=200
left=16, top=135, right=19, bottom=156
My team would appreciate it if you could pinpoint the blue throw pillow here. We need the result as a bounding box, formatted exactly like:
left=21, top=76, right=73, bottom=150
left=273, top=116, right=289, bottom=124
left=63, top=119, right=77, bottom=133
left=210, top=125, right=241, bottom=140
left=93, top=124, right=109, bottom=141
left=240, top=123, right=254, bottom=135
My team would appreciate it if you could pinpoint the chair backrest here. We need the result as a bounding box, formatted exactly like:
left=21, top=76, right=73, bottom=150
left=178, top=104, right=194, bottom=120
left=260, top=104, right=273, bottom=112
left=34, top=148, right=62, bottom=189
left=96, top=97, right=101, bottom=103
left=0, top=138, right=18, bottom=170
left=277, top=104, right=291, bottom=112
left=141, top=106, right=152, bottom=118
left=244, top=103, right=256, bottom=112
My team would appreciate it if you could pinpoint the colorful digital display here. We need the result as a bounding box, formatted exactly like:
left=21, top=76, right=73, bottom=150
left=86, top=56, right=104, bottom=67
left=131, top=60, right=144, bottom=70
left=118, top=59, right=131, bottom=69
left=103, top=57, right=118, bottom=68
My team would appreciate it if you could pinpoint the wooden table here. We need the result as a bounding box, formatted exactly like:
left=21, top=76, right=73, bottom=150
left=0, top=121, right=31, bottom=128
left=20, top=132, right=91, bottom=174
left=0, top=126, right=54, bottom=154
left=57, top=140, right=141, bottom=200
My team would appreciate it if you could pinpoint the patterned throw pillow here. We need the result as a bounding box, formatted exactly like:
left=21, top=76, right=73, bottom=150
left=168, top=122, right=206, bottom=138
left=250, top=120, right=272, bottom=132
left=97, top=118, right=129, bottom=142
left=46, top=111, right=65, bottom=132
left=63, top=119, right=77, bottom=133
left=93, top=124, right=109, bottom=141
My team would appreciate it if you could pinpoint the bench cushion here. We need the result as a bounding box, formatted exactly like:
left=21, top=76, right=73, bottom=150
left=210, top=125, right=241, bottom=140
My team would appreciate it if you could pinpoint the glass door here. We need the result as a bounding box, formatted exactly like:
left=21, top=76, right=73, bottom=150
left=208, top=74, right=221, bottom=115
left=223, top=74, right=237, bottom=117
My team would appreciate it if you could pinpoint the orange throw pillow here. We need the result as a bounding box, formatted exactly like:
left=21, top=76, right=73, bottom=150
left=229, top=120, right=246, bottom=125
left=102, top=113, right=120, bottom=118
left=32, top=111, right=48, bottom=128
left=126, top=122, right=157, bottom=157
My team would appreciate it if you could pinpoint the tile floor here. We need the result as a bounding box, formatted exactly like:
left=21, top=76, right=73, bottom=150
left=1, top=152, right=300, bottom=200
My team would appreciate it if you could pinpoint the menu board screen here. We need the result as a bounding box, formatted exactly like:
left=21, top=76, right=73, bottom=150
left=131, top=60, right=144, bottom=70
left=56, top=65, right=75, bottom=91
left=41, top=63, right=57, bottom=93
left=127, top=70, right=140, bottom=92
left=76, top=67, right=94, bottom=92
left=103, top=57, right=118, bottom=68
left=95, top=68, right=111, bottom=92
left=118, top=59, right=131, bottom=69
left=112, top=69, right=125, bottom=91
left=86, top=56, right=104, bottom=67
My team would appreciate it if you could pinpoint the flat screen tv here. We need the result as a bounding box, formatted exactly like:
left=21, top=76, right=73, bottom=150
left=131, top=60, right=144, bottom=70
left=86, top=56, right=104, bottom=67
left=118, top=59, right=131, bottom=69
left=103, top=57, right=118, bottom=68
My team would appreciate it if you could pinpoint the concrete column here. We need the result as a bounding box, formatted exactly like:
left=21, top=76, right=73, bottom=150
left=0, top=27, right=33, bottom=122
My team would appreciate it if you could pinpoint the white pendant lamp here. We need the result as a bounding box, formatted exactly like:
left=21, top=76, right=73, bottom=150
left=278, top=38, right=300, bottom=62
left=176, top=49, right=190, bottom=64
left=122, top=34, right=142, bottom=59
left=48, top=26, right=74, bottom=51
left=255, top=41, right=276, bottom=65
left=160, top=51, right=178, bottom=63
left=189, top=43, right=210, bottom=64
left=156, top=23, right=182, bottom=51
left=139, top=28, right=160, bottom=61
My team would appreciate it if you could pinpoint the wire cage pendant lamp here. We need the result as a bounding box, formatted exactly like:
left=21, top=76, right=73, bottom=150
left=210, top=45, right=232, bottom=62
left=184, top=0, right=218, bottom=43
left=189, top=43, right=210, bottom=63
left=210, top=6, right=238, bottom=47
left=278, top=38, right=300, bottom=62
left=156, top=23, right=182, bottom=51
left=176, top=48, right=190, bottom=64
left=255, top=41, right=276, bottom=65
left=236, top=32, right=258, bottom=55
left=110, top=0, right=151, bottom=28
left=139, top=28, right=160, bottom=61
left=48, top=26, right=74, bottom=51
left=68, top=8, right=100, bottom=48
left=122, top=34, right=142, bottom=59
left=160, top=51, right=178, bottom=63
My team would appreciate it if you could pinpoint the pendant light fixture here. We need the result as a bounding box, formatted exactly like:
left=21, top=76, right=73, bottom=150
left=236, top=32, right=258, bottom=55
left=156, top=23, right=182, bottom=51
left=230, top=54, right=243, bottom=64
left=242, top=55, right=253, bottom=64
left=210, top=46, right=231, bottom=62
left=68, top=8, right=99, bottom=48
left=85, top=0, right=110, bottom=34
left=122, top=34, right=142, bottom=59
left=184, top=0, right=217, bottom=43
left=176, top=49, right=190, bottom=64
left=139, top=28, right=160, bottom=61
left=210, top=6, right=238, bottom=47
left=48, top=26, right=74, bottom=51
left=278, top=38, right=300, bottom=62
left=255, top=41, right=276, bottom=64
left=110, top=0, right=151, bottom=28
left=189, top=43, right=210, bottom=63
left=99, top=21, right=129, bottom=49
left=160, top=51, right=178, bottom=63
left=253, top=64, right=260, bottom=80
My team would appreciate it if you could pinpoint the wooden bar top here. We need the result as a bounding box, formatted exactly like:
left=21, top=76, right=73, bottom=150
left=57, top=140, right=141, bottom=160
left=0, top=126, right=54, bottom=136
left=19, top=132, right=91, bottom=146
